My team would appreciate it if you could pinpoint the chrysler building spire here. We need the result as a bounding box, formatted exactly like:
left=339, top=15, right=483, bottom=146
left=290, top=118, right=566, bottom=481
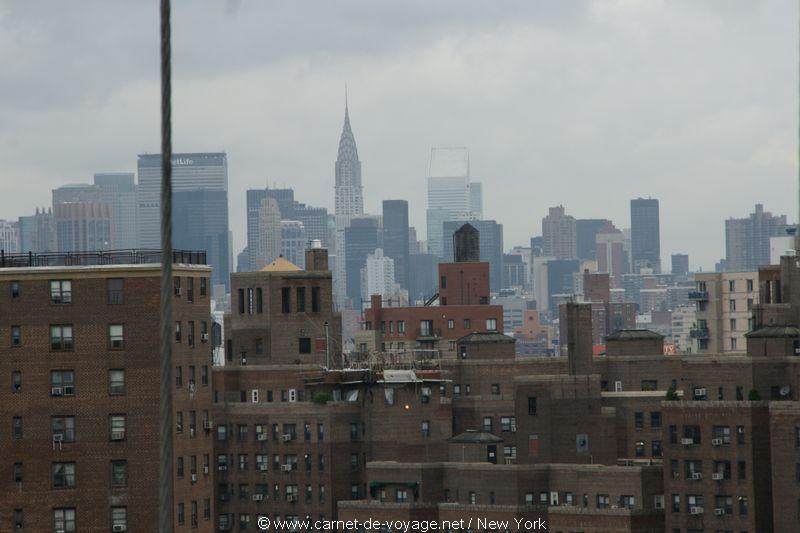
left=335, top=91, right=363, bottom=217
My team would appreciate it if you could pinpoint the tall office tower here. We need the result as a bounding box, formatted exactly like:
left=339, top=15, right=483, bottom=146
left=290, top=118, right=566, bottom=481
left=18, top=208, right=56, bottom=253
left=595, top=221, right=628, bottom=283
left=54, top=203, right=113, bottom=252
left=256, top=197, right=282, bottom=269
left=281, top=220, right=306, bottom=269
left=408, top=227, right=419, bottom=254
left=542, top=205, right=577, bottom=260
left=468, top=181, right=483, bottom=219
left=530, top=235, right=544, bottom=257
left=725, top=203, right=788, bottom=271
left=630, top=197, right=661, bottom=273
left=360, top=248, right=396, bottom=303
left=52, top=183, right=102, bottom=205
left=137, top=152, right=229, bottom=288
left=344, top=217, right=379, bottom=307
left=502, top=254, right=527, bottom=290
left=546, top=259, right=581, bottom=311
left=408, top=253, right=437, bottom=303
left=426, top=147, right=476, bottom=258
left=334, top=100, right=365, bottom=307
left=0, top=220, right=20, bottom=253
left=381, top=200, right=410, bottom=289
left=245, top=188, right=297, bottom=271
left=172, top=189, right=230, bottom=288
left=0, top=253, right=214, bottom=532
left=93, top=173, right=138, bottom=249
left=576, top=219, right=609, bottom=261
left=442, top=219, right=504, bottom=292
left=294, top=203, right=329, bottom=247
left=671, top=253, right=690, bottom=276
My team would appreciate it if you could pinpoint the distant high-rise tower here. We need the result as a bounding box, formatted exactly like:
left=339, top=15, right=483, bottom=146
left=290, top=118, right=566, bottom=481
left=54, top=203, right=113, bottom=252
left=630, top=198, right=661, bottom=273
left=382, top=200, right=410, bottom=289
left=93, top=173, right=138, bottom=249
left=344, top=217, right=379, bottom=307
left=576, top=219, right=609, bottom=261
left=542, top=205, right=577, bottom=260
left=725, top=204, right=788, bottom=271
left=0, top=220, right=20, bottom=254
left=18, top=208, right=55, bottom=253
left=334, top=96, right=365, bottom=308
left=257, top=197, right=282, bottom=269
left=281, top=220, right=306, bottom=269
left=671, top=253, right=690, bottom=276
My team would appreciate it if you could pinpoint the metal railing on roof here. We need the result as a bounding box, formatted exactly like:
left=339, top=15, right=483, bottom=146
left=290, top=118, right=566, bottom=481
left=0, top=249, right=207, bottom=268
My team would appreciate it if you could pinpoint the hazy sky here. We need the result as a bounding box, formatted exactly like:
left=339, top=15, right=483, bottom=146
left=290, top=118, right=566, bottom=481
left=1, top=0, right=796, bottom=270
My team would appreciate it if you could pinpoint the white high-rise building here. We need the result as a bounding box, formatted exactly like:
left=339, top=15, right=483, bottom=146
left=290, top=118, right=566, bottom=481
left=360, top=248, right=397, bottom=304
left=425, top=147, right=482, bottom=258
left=0, top=220, right=20, bottom=254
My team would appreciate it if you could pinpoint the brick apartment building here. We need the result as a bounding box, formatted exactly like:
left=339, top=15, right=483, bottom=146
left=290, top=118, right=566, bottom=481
left=690, top=271, right=759, bottom=353
left=0, top=250, right=215, bottom=532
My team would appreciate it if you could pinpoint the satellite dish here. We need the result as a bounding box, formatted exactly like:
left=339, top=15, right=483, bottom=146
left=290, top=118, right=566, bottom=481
left=780, top=385, right=791, bottom=397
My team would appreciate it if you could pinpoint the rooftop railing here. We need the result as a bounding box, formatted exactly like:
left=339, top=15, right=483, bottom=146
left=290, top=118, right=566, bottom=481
left=0, top=249, right=207, bottom=268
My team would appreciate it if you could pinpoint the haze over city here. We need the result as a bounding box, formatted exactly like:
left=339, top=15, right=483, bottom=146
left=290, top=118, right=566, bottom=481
left=1, top=0, right=797, bottom=270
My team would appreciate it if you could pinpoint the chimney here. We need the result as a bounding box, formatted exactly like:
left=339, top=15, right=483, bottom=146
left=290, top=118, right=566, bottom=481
left=305, top=247, right=328, bottom=271
left=565, top=302, right=593, bottom=375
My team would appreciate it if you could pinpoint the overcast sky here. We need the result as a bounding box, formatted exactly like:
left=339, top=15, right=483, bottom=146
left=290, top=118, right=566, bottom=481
left=0, top=0, right=796, bottom=270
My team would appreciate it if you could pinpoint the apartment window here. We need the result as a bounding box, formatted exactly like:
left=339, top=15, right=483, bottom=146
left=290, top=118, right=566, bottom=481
left=110, top=507, right=128, bottom=531
left=650, top=411, right=662, bottom=429
left=203, top=499, right=210, bottom=520
left=110, top=415, right=126, bottom=441
left=106, top=278, right=124, bottom=304
left=53, top=508, right=76, bottom=533
left=730, top=337, right=737, bottom=351
left=52, top=416, right=75, bottom=443
left=739, top=495, right=748, bottom=516
left=483, top=417, right=492, bottom=432
left=465, top=384, right=471, bottom=395
left=671, top=494, right=680, bottom=513
left=730, top=318, right=736, bottom=331
left=712, top=425, right=732, bottom=444
left=728, top=279, right=735, bottom=292
left=634, top=441, right=645, bottom=457
left=187, top=277, right=194, bottom=302
left=652, top=440, right=663, bottom=457
left=12, top=370, right=21, bottom=392
left=299, top=337, right=312, bottom=354
left=11, top=325, right=21, bottom=346
left=620, top=495, right=635, bottom=508
left=309, top=285, right=321, bottom=312
left=13, top=416, right=22, bottom=439
left=686, top=494, right=703, bottom=513
left=51, top=370, right=75, bottom=396
left=175, top=321, right=182, bottom=342
left=13, top=509, right=22, bottom=530
left=174, top=276, right=182, bottom=297
left=419, top=320, right=433, bottom=336
left=188, top=321, right=195, bottom=347
left=729, top=298, right=736, bottom=311
left=200, top=277, right=207, bottom=297
left=53, top=462, right=76, bottom=489
left=486, top=318, right=497, bottom=331
left=641, top=379, right=657, bottom=391
left=177, top=503, right=185, bottom=526
left=281, top=287, right=291, bottom=313
left=397, top=320, right=406, bottom=334
left=669, top=424, right=677, bottom=444
left=738, top=460, right=746, bottom=480
left=746, top=278, right=754, bottom=291
left=176, top=457, right=185, bottom=478
left=296, top=287, right=306, bottom=312
left=714, top=460, right=732, bottom=480
left=111, top=460, right=128, bottom=487
left=201, top=366, right=209, bottom=386
left=238, top=288, right=244, bottom=314
left=500, top=416, right=516, bottom=432
left=528, top=396, right=537, bottom=415
left=447, top=319, right=455, bottom=330
left=109, top=324, right=124, bottom=349
left=736, top=425, right=745, bottom=445
left=396, top=489, right=408, bottom=503
left=504, top=445, right=517, bottom=460
left=50, top=325, right=74, bottom=351
left=634, top=412, right=644, bottom=429
left=13, top=462, right=22, bottom=483
left=10, top=280, right=20, bottom=299
left=109, top=369, right=126, bottom=395
left=317, top=423, right=324, bottom=441
left=597, top=494, right=610, bottom=509
left=421, top=420, right=430, bottom=437
left=491, top=383, right=500, bottom=395
left=50, top=280, right=72, bottom=304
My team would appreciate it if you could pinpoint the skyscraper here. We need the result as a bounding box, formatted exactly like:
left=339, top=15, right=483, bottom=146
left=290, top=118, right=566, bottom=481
left=360, top=248, right=396, bottom=304
left=382, top=200, right=410, bottom=289
left=172, top=189, right=230, bottom=288
left=425, top=147, right=481, bottom=258
left=671, top=253, right=690, bottom=276
left=595, top=221, right=629, bottom=283
left=53, top=202, right=113, bottom=252
left=0, top=220, right=19, bottom=254
left=93, top=173, right=138, bottom=249
left=245, top=188, right=297, bottom=271
left=281, top=220, right=306, bottom=269
left=137, top=153, right=230, bottom=287
left=334, top=98, right=364, bottom=308
left=18, top=208, right=55, bottom=253
left=630, top=197, right=661, bottom=273
left=344, top=217, right=379, bottom=307
left=442, top=219, right=504, bottom=292
left=542, top=205, right=577, bottom=260
left=576, top=219, right=609, bottom=261
left=257, top=197, right=282, bottom=269
left=725, top=203, right=788, bottom=271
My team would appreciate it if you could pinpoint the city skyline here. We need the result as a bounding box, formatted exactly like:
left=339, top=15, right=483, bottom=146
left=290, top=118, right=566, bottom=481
left=0, top=2, right=797, bottom=271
